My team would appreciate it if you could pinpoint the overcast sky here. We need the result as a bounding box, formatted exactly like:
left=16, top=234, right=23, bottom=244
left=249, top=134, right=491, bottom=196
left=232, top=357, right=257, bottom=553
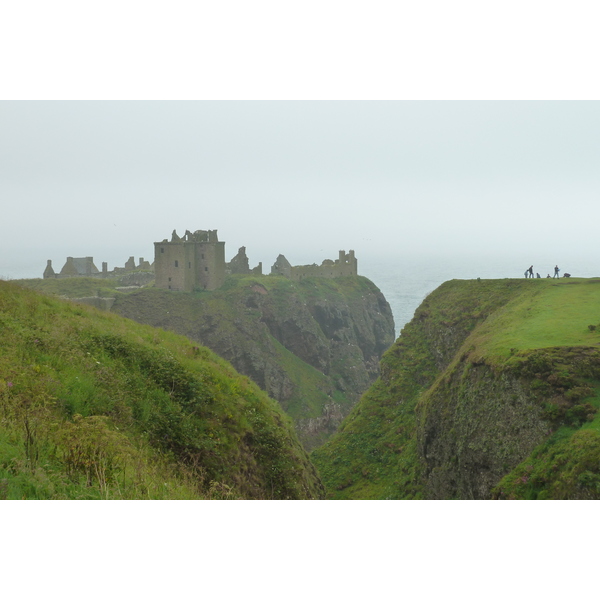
left=1, top=101, right=599, bottom=279
left=4, top=1, right=600, bottom=585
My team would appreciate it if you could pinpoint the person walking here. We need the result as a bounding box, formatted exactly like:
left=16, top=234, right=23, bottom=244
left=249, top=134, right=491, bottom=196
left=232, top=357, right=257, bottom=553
left=554, top=265, right=560, bottom=278
left=528, top=265, right=534, bottom=279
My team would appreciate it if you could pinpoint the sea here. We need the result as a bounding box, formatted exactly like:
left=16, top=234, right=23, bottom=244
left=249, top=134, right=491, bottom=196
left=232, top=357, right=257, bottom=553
left=359, top=254, right=600, bottom=338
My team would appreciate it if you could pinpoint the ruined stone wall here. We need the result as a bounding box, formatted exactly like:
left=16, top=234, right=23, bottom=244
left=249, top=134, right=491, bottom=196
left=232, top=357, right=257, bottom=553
left=272, top=250, right=357, bottom=281
left=154, top=242, right=187, bottom=290
left=227, top=246, right=250, bottom=274
left=227, top=246, right=262, bottom=276
left=43, top=260, right=55, bottom=279
left=154, top=233, right=225, bottom=291
left=46, top=256, right=153, bottom=280
left=194, top=241, right=225, bottom=290
left=59, top=257, right=81, bottom=277
left=271, top=254, right=292, bottom=278
left=117, top=272, right=155, bottom=287
left=290, top=262, right=355, bottom=281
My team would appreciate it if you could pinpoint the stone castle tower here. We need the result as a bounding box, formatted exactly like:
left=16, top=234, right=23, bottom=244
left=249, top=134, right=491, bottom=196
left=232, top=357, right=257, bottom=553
left=154, top=229, right=225, bottom=291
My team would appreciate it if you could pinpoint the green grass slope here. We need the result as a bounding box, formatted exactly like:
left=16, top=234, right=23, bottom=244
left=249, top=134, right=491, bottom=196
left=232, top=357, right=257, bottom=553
left=109, top=274, right=395, bottom=450
left=19, top=274, right=395, bottom=451
left=0, top=280, right=323, bottom=499
left=312, top=277, right=600, bottom=499
left=16, top=277, right=124, bottom=298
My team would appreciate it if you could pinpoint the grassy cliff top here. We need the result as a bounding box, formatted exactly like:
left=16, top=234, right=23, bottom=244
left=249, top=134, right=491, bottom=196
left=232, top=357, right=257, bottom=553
left=18, top=272, right=381, bottom=297
left=15, top=277, right=125, bottom=297
left=470, top=278, right=600, bottom=360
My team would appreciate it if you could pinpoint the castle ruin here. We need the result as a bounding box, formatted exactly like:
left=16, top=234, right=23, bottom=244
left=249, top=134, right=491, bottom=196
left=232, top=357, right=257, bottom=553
left=44, top=256, right=153, bottom=281
left=271, top=250, right=357, bottom=281
left=154, top=229, right=225, bottom=291
left=43, top=228, right=358, bottom=291
left=226, top=246, right=263, bottom=276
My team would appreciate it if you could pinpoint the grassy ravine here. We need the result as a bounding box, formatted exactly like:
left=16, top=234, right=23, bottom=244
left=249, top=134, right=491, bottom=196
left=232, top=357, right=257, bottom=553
left=109, top=274, right=394, bottom=450
left=312, top=277, right=600, bottom=499
left=0, top=281, right=324, bottom=499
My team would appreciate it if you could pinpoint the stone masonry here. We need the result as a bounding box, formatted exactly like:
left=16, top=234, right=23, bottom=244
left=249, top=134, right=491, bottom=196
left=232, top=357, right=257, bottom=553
left=44, top=256, right=152, bottom=280
left=154, top=229, right=226, bottom=291
left=271, top=250, right=357, bottom=281
left=226, top=246, right=263, bottom=276
left=43, top=229, right=357, bottom=291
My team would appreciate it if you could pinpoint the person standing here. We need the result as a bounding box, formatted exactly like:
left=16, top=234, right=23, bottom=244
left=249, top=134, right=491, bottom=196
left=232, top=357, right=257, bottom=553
left=554, top=265, right=560, bottom=278
left=528, top=265, right=534, bottom=279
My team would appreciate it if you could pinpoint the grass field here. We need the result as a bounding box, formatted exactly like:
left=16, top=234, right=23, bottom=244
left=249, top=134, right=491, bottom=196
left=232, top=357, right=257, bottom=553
left=472, top=278, right=600, bottom=361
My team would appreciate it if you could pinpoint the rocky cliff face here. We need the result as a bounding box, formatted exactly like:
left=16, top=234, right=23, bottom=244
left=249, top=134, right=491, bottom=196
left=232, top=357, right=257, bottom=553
left=111, top=275, right=395, bottom=450
left=417, top=343, right=600, bottom=499
left=313, top=278, right=600, bottom=499
left=417, top=355, right=550, bottom=499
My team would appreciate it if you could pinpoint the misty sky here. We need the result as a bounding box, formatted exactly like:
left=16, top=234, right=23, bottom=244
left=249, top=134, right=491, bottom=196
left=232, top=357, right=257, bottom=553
left=1, top=101, right=599, bottom=280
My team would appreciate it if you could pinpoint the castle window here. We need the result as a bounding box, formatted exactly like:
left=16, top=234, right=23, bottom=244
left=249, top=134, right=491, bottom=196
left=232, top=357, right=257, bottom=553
left=175, top=260, right=179, bottom=267
left=201, top=254, right=205, bottom=259
left=189, top=262, right=191, bottom=268
left=160, top=248, right=164, bottom=253
left=168, top=277, right=171, bottom=282
left=205, top=267, right=208, bottom=271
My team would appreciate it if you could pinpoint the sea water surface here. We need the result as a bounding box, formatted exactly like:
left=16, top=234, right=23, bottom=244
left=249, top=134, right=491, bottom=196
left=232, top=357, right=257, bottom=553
left=360, top=255, right=600, bottom=339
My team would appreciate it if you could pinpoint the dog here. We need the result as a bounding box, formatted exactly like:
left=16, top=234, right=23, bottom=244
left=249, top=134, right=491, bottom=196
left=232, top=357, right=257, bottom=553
left=563, top=273, right=571, bottom=278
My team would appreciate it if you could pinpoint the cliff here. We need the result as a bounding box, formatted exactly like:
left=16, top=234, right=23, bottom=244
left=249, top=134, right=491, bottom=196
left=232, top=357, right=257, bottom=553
left=0, top=281, right=324, bottom=499
left=110, top=274, right=395, bottom=450
left=312, top=277, right=600, bottom=499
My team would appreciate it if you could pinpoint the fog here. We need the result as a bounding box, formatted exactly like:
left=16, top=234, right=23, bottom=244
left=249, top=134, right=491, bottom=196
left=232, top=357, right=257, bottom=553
left=1, top=101, right=599, bottom=280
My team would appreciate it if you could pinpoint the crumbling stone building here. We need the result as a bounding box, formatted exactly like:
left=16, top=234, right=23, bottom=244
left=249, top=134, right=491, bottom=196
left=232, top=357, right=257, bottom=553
left=44, top=256, right=152, bottom=280
left=154, top=229, right=225, bottom=291
left=43, top=229, right=357, bottom=292
left=271, top=250, right=357, bottom=281
left=44, top=256, right=99, bottom=278
left=226, top=246, right=262, bottom=276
